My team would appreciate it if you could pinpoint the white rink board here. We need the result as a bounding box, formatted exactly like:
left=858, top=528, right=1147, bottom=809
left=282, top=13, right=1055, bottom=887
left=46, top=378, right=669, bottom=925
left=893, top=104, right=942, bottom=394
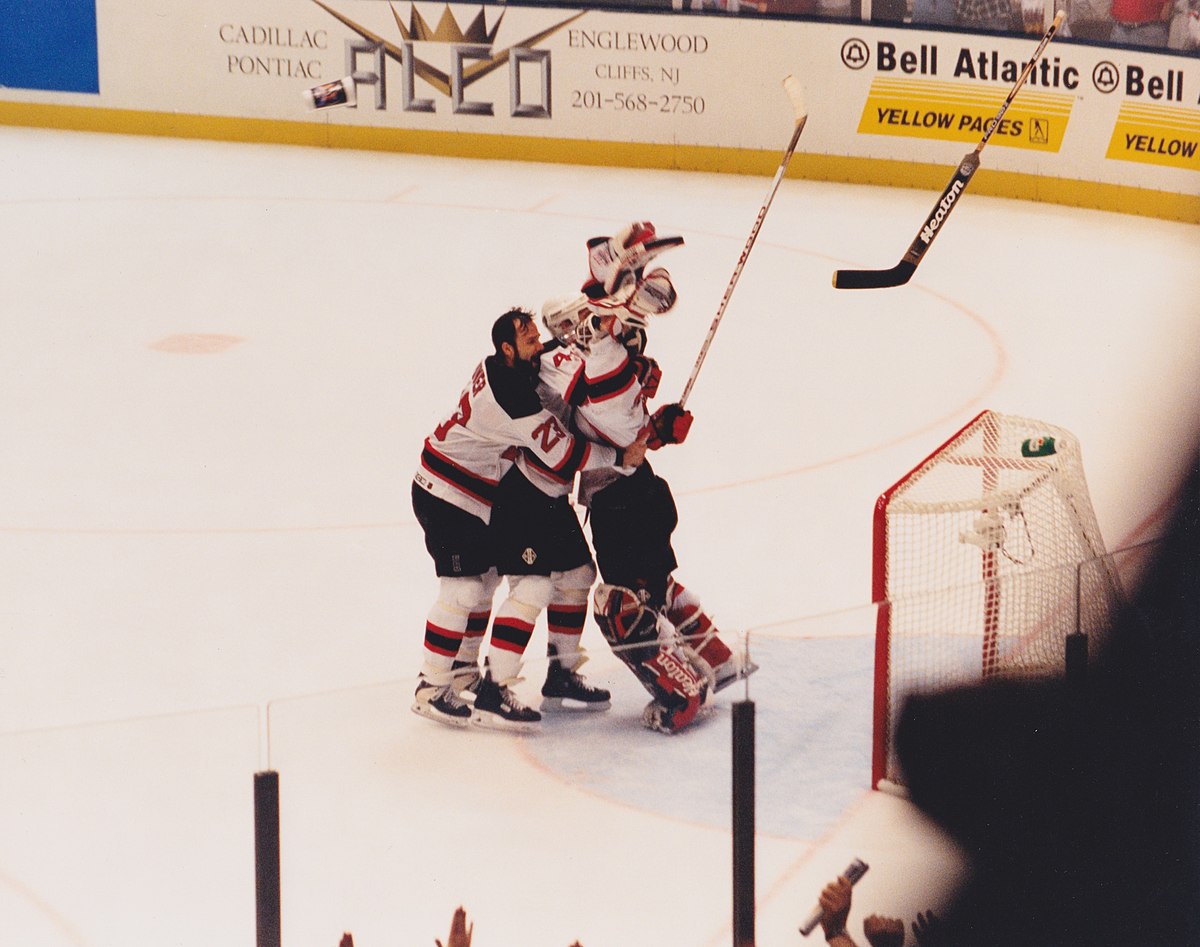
left=2, top=1, right=1198, bottom=207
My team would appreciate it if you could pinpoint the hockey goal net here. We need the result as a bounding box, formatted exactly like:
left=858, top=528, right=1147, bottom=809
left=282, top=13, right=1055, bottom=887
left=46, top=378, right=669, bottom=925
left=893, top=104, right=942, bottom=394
left=871, top=410, right=1123, bottom=789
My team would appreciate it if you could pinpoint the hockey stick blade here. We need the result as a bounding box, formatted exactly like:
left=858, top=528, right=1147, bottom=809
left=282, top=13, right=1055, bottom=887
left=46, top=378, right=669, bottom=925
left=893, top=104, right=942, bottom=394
left=832, top=11, right=1064, bottom=290
left=833, top=259, right=917, bottom=291
left=834, top=152, right=979, bottom=289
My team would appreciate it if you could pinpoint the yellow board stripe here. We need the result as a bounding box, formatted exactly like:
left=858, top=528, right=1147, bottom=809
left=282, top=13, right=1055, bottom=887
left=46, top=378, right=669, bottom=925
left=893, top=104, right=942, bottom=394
left=1118, top=103, right=1200, bottom=132
left=868, top=78, right=1074, bottom=111
left=1, top=100, right=1196, bottom=224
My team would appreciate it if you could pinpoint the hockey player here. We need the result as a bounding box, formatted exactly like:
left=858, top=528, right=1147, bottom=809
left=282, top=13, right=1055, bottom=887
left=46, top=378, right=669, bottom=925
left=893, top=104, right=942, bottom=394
left=538, top=222, right=757, bottom=732
left=470, top=390, right=633, bottom=728
left=411, top=307, right=645, bottom=730
left=539, top=289, right=706, bottom=734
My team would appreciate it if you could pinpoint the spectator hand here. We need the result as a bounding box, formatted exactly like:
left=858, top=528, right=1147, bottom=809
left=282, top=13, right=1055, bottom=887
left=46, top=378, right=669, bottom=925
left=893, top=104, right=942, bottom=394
left=435, top=905, right=473, bottom=947
left=911, top=910, right=946, bottom=947
left=818, top=876, right=853, bottom=938
left=863, top=914, right=905, bottom=947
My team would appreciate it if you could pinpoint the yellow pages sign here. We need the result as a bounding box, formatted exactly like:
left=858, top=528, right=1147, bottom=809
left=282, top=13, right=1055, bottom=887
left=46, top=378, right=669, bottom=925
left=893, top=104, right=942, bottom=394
left=857, top=78, right=1072, bottom=151
left=1106, top=102, right=1200, bottom=171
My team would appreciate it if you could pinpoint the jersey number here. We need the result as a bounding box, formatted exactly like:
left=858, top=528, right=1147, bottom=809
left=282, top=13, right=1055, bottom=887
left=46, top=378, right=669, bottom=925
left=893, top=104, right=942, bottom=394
left=532, top=415, right=567, bottom=452
left=433, top=393, right=471, bottom=441
left=433, top=366, right=487, bottom=441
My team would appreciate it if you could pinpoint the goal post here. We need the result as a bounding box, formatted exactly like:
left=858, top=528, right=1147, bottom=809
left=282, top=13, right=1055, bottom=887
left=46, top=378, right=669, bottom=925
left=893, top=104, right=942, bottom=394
left=871, top=410, right=1123, bottom=789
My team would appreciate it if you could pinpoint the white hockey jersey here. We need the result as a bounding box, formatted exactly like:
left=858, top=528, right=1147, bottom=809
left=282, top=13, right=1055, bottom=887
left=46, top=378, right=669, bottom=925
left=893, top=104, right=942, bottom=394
left=574, top=331, right=649, bottom=450
left=523, top=333, right=650, bottom=501
left=414, top=355, right=621, bottom=522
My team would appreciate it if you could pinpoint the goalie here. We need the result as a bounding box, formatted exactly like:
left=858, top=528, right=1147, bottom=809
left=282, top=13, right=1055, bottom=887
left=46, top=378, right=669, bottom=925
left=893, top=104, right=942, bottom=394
left=538, top=222, right=757, bottom=733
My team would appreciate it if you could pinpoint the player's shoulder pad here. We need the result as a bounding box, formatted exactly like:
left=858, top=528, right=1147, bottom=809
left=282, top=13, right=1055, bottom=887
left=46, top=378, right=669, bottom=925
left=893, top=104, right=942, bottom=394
left=485, top=354, right=542, bottom=420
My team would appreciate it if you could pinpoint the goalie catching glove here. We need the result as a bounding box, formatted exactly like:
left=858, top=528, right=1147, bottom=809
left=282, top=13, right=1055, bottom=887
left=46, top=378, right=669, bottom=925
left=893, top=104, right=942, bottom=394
left=584, top=222, right=683, bottom=337
left=586, top=222, right=681, bottom=297
left=646, top=403, right=693, bottom=449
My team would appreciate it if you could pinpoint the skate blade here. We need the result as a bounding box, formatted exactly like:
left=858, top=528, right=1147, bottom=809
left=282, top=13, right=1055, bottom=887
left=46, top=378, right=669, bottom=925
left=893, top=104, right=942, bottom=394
left=410, top=701, right=471, bottom=729
left=714, top=660, right=760, bottom=694
left=469, top=709, right=539, bottom=734
left=540, top=696, right=612, bottom=713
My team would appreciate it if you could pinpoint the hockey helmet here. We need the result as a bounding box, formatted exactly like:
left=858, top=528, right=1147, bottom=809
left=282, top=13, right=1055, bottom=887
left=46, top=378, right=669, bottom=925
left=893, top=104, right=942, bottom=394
left=541, top=294, right=600, bottom=349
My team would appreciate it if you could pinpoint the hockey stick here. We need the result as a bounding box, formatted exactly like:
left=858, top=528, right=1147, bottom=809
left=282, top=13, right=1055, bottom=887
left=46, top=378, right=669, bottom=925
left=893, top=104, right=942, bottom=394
left=832, top=10, right=1065, bottom=291
left=678, top=75, right=808, bottom=408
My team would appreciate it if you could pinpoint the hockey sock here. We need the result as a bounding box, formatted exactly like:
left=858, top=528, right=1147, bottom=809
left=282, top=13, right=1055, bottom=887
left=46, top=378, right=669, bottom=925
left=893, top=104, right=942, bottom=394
left=486, top=575, right=551, bottom=682
left=487, top=603, right=536, bottom=682
left=421, top=601, right=467, bottom=683
left=421, top=574, right=499, bottom=683
left=456, top=609, right=490, bottom=667
left=547, top=593, right=588, bottom=671
left=666, top=579, right=732, bottom=671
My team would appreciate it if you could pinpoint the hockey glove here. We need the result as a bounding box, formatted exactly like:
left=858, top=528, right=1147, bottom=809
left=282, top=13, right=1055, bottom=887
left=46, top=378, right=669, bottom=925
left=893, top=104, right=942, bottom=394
left=647, top=403, right=693, bottom=449
left=587, top=222, right=656, bottom=295
left=586, top=222, right=684, bottom=299
left=632, top=355, right=661, bottom=400
left=620, top=325, right=648, bottom=357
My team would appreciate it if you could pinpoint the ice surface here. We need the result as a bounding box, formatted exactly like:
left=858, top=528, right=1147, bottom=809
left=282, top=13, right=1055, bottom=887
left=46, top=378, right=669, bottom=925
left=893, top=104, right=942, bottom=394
left=1, top=125, right=1197, bottom=946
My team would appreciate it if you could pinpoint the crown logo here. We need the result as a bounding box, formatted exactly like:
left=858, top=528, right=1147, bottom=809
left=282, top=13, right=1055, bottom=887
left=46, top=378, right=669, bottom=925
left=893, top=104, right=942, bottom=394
left=391, top=4, right=503, bottom=45
left=310, top=0, right=585, bottom=100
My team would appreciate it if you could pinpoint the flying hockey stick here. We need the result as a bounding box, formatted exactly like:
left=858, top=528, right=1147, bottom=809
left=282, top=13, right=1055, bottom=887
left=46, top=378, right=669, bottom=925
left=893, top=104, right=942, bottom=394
left=678, top=75, right=808, bottom=408
left=832, top=10, right=1065, bottom=291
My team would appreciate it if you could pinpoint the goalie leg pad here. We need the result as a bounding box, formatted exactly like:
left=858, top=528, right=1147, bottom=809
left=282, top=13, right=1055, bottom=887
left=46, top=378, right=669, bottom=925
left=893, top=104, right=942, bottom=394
left=593, top=583, right=660, bottom=668
left=592, top=584, right=709, bottom=723
left=638, top=647, right=708, bottom=733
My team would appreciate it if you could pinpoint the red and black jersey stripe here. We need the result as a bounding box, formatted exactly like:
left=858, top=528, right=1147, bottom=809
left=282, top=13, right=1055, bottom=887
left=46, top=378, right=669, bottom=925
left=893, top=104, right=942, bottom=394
left=523, top=435, right=594, bottom=485
left=585, top=359, right=637, bottom=404
left=421, top=441, right=498, bottom=507
left=561, top=364, right=587, bottom=407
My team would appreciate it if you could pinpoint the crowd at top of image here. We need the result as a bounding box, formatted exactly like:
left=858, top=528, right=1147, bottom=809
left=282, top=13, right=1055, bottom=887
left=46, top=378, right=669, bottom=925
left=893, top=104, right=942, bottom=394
left=498, top=0, right=1200, bottom=54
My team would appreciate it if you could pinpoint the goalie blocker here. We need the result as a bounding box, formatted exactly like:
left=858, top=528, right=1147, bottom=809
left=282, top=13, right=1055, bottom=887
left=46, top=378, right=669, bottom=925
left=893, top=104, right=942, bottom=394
left=593, top=583, right=709, bottom=733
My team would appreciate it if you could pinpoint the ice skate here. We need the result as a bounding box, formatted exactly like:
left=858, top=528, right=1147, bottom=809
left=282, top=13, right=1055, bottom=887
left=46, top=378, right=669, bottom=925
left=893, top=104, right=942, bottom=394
left=411, top=675, right=471, bottom=728
left=540, top=646, right=611, bottom=712
left=674, top=609, right=758, bottom=693
left=712, top=652, right=760, bottom=693
left=451, top=659, right=482, bottom=701
left=471, top=671, right=541, bottom=733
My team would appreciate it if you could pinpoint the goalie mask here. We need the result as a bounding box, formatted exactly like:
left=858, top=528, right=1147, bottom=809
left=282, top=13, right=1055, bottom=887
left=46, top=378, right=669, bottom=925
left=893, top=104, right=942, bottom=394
left=541, top=294, right=601, bottom=349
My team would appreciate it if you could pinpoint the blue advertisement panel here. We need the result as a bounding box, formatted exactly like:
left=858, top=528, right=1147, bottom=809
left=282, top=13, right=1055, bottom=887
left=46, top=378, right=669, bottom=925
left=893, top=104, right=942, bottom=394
left=0, top=0, right=99, bottom=93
